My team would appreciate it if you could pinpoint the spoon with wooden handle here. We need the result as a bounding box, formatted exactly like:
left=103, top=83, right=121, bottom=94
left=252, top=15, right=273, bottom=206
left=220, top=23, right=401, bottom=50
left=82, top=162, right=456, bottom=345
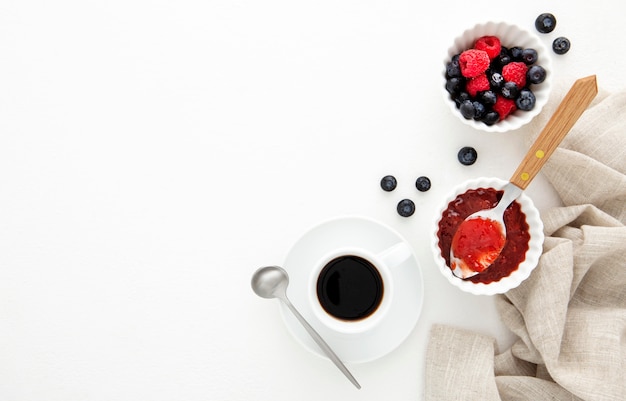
left=450, top=75, right=598, bottom=279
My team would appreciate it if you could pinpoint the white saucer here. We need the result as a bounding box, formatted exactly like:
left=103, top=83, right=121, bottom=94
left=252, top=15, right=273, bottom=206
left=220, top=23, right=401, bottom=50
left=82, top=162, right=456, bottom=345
left=279, top=215, right=424, bottom=364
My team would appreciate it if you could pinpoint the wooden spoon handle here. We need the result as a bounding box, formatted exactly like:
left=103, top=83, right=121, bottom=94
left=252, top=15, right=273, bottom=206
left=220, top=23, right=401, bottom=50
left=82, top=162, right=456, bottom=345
left=510, top=75, right=598, bottom=189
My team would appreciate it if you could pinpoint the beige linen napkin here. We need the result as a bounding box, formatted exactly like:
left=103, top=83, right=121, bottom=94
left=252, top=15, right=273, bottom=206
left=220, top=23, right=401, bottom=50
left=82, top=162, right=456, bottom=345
left=425, top=87, right=626, bottom=401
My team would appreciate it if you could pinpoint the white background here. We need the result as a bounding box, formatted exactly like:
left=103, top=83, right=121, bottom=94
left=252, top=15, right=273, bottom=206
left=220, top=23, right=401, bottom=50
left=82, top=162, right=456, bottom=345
left=1, top=1, right=625, bottom=400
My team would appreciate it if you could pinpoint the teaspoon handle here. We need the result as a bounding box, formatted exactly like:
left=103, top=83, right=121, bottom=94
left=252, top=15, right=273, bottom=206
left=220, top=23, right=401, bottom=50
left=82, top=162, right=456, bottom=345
left=510, top=75, right=597, bottom=189
left=282, top=297, right=361, bottom=389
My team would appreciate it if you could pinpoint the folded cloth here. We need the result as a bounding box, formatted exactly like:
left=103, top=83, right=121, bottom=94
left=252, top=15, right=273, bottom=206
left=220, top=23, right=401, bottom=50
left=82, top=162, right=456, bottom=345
left=425, top=86, right=626, bottom=401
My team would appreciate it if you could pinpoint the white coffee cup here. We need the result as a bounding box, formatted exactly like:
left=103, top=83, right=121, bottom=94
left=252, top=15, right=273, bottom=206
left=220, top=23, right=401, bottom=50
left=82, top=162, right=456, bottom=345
left=307, top=242, right=412, bottom=335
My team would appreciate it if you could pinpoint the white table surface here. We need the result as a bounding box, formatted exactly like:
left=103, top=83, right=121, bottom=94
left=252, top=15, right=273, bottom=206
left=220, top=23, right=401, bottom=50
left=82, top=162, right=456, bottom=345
left=1, top=1, right=625, bottom=400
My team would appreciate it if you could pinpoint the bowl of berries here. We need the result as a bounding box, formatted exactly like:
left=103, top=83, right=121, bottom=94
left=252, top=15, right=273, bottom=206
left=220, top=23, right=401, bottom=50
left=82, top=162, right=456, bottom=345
left=443, top=21, right=552, bottom=132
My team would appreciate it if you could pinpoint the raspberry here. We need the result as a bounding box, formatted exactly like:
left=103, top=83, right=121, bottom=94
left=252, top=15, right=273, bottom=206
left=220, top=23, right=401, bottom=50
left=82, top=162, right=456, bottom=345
left=502, top=61, right=527, bottom=88
left=474, top=36, right=501, bottom=60
left=492, top=96, right=517, bottom=120
left=459, top=49, right=490, bottom=78
left=465, top=74, right=490, bottom=97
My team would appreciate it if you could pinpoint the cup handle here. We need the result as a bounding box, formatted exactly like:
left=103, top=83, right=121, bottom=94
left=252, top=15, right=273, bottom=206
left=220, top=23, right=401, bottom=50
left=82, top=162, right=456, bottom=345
left=377, top=242, right=412, bottom=269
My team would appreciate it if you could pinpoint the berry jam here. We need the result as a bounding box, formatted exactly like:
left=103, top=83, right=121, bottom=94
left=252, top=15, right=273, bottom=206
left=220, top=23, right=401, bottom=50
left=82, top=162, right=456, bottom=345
left=437, top=187, right=530, bottom=284
left=450, top=217, right=506, bottom=276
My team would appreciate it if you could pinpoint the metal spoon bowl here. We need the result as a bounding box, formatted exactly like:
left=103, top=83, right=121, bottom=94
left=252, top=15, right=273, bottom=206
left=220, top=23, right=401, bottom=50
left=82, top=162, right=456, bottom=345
left=251, top=265, right=361, bottom=389
left=449, top=183, right=522, bottom=278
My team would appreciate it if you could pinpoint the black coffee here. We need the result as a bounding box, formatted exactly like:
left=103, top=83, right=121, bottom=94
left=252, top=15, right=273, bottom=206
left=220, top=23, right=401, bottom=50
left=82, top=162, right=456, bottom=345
left=316, top=255, right=384, bottom=321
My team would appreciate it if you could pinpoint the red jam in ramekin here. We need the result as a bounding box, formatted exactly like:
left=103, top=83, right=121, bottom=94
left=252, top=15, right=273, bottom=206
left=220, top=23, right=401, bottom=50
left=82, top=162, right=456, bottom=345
left=437, top=187, right=530, bottom=284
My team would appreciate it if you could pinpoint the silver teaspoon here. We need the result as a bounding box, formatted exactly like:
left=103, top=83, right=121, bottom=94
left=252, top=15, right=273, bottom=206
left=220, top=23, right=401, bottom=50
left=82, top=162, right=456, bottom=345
left=251, top=265, right=361, bottom=389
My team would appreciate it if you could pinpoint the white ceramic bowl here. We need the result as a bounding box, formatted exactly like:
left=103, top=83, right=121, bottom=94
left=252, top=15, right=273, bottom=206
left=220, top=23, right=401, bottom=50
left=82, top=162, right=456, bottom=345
left=443, top=21, right=553, bottom=133
left=431, top=177, right=544, bottom=295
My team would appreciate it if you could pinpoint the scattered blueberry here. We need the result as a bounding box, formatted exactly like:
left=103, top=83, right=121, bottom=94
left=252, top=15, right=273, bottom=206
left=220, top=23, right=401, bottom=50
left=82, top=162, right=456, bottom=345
left=397, top=199, right=416, bottom=217
left=516, top=89, right=536, bottom=111
left=552, top=37, right=571, bottom=55
left=458, top=146, right=478, bottom=166
left=380, top=175, right=397, bottom=192
left=527, top=65, right=547, bottom=84
left=535, top=13, right=557, bottom=34
left=415, top=176, right=431, bottom=192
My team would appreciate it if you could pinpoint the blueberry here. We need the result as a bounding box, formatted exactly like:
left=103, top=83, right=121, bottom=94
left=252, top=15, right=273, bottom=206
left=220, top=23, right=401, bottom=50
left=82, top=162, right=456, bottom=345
left=535, top=13, right=557, bottom=34
left=521, top=48, right=538, bottom=65
left=415, top=176, right=431, bottom=192
left=445, top=77, right=464, bottom=94
left=397, top=199, right=415, bottom=217
left=516, top=89, right=536, bottom=111
left=501, top=81, right=520, bottom=99
left=453, top=92, right=471, bottom=108
left=380, top=175, right=397, bottom=192
left=446, top=55, right=462, bottom=78
left=527, top=65, right=547, bottom=84
left=472, top=101, right=486, bottom=120
left=482, top=111, right=500, bottom=126
left=553, top=37, right=571, bottom=55
left=479, top=90, right=497, bottom=106
left=488, top=71, right=505, bottom=90
left=457, top=146, right=478, bottom=166
left=492, top=47, right=511, bottom=69
left=459, top=100, right=475, bottom=119
left=510, top=46, right=524, bottom=61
